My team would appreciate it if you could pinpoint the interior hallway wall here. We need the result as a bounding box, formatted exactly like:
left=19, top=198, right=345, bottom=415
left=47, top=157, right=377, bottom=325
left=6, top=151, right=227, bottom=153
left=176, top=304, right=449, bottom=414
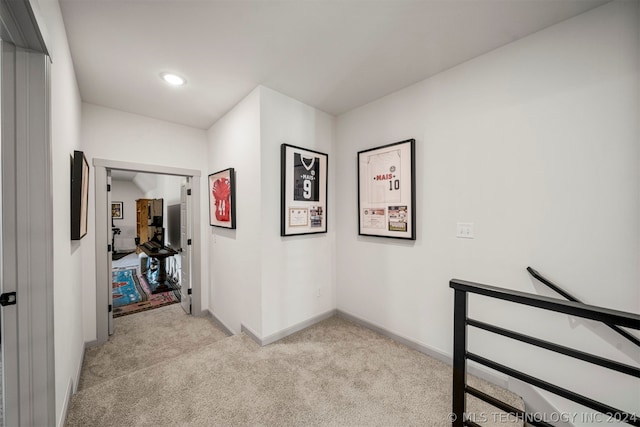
left=206, top=87, right=336, bottom=338
left=144, top=175, right=183, bottom=206
left=259, top=87, right=336, bottom=338
left=206, top=88, right=263, bottom=335
left=80, top=103, right=209, bottom=341
left=110, top=180, right=144, bottom=251
left=335, top=0, right=639, bottom=419
left=144, top=174, right=185, bottom=246
left=30, top=1, right=84, bottom=425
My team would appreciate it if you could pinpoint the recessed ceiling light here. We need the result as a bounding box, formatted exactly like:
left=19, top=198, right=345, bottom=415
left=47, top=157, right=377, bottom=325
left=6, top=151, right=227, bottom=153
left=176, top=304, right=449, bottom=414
left=160, top=72, right=186, bottom=86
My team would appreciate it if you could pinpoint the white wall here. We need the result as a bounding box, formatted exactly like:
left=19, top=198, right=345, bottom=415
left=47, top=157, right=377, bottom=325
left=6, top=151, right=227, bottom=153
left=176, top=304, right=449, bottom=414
left=111, top=180, right=144, bottom=250
left=143, top=174, right=186, bottom=247
left=206, top=87, right=336, bottom=338
left=31, top=0, right=84, bottom=425
left=335, top=0, right=639, bottom=420
left=144, top=175, right=183, bottom=206
left=259, top=87, right=336, bottom=338
left=207, top=88, right=262, bottom=334
left=80, top=103, right=208, bottom=341
left=31, top=0, right=639, bottom=424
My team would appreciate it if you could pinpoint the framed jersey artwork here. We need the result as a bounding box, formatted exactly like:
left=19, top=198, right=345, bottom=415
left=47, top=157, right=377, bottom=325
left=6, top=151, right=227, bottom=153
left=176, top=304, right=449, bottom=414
left=281, top=143, right=328, bottom=236
left=208, top=167, right=236, bottom=229
left=357, top=139, right=416, bottom=240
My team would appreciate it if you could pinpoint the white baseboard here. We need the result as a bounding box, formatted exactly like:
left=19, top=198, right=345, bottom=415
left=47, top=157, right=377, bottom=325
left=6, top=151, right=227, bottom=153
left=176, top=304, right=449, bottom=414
left=336, top=310, right=509, bottom=389
left=261, top=310, right=337, bottom=345
left=60, top=339, right=87, bottom=426
left=57, top=378, right=73, bottom=427
left=241, top=309, right=337, bottom=346
left=201, top=308, right=235, bottom=336
left=74, top=342, right=87, bottom=393
left=240, top=323, right=263, bottom=345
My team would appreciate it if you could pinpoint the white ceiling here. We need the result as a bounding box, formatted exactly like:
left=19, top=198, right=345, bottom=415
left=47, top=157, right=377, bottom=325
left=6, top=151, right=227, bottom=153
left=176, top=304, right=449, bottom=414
left=111, top=170, right=138, bottom=181
left=59, top=0, right=608, bottom=130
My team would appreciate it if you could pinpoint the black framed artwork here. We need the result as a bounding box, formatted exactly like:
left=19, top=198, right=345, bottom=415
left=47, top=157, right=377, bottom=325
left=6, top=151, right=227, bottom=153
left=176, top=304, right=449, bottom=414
left=281, top=143, right=328, bottom=236
left=208, top=167, right=236, bottom=229
left=357, top=139, right=416, bottom=240
left=71, top=150, right=90, bottom=240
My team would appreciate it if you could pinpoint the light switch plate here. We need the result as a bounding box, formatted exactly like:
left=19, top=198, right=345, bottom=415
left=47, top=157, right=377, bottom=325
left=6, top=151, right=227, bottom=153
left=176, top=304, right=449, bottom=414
left=456, top=223, right=474, bottom=239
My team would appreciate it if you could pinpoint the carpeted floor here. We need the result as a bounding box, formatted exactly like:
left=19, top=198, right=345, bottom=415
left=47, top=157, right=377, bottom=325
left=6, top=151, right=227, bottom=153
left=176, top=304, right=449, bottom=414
left=67, top=307, right=524, bottom=426
left=77, top=304, right=229, bottom=391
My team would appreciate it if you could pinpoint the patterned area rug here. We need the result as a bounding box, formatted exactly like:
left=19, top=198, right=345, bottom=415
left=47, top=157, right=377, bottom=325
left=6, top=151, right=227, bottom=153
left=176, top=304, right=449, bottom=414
left=112, top=268, right=180, bottom=318
left=112, top=269, right=143, bottom=307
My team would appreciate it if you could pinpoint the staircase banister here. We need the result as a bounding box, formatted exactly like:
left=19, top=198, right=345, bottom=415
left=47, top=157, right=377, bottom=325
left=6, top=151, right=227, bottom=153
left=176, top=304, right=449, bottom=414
left=527, top=266, right=640, bottom=347
left=527, top=266, right=579, bottom=302
left=449, top=279, right=640, bottom=330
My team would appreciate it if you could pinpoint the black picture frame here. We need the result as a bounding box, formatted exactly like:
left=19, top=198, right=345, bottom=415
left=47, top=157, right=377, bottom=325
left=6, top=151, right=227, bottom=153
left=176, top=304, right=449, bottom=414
left=281, top=143, right=328, bottom=236
left=112, top=201, right=123, bottom=220
left=71, top=150, right=90, bottom=240
left=208, top=167, right=236, bottom=229
left=357, top=139, right=416, bottom=240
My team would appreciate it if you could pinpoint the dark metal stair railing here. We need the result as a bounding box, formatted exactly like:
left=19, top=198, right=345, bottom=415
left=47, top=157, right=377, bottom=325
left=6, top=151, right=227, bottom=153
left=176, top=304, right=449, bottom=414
left=527, top=266, right=640, bottom=348
left=450, top=279, right=640, bottom=427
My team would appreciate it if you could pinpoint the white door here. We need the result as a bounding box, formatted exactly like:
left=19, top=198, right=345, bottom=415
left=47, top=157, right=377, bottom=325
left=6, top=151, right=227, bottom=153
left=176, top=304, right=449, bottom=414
left=1, top=35, right=54, bottom=425
left=0, top=44, right=17, bottom=426
left=107, top=172, right=114, bottom=335
left=0, top=36, right=5, bottom=427
left=180, top=182, right=191, bottom=314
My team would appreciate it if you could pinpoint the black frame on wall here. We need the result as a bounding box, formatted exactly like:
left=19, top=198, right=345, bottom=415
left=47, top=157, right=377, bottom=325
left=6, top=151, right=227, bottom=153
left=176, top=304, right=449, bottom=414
left=357, top=138, right=416, bottom=240
left=280, top=143, right=328, bottom=237
left=208, top=167, right=236, bottom=229
left=71, top=150, right=90, bottom=240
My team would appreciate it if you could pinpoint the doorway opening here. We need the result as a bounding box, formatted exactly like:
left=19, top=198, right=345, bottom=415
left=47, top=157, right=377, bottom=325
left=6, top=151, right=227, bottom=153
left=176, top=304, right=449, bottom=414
left=93, top=159, right=202, bottom=346
left=110, top=172, right=185, bottom=319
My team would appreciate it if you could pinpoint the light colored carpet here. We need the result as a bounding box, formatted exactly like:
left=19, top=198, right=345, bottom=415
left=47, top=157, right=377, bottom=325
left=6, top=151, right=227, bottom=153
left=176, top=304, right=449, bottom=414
left=78, top=304, right=230, bottom=391
left=67, top=311, right=523, bottom=426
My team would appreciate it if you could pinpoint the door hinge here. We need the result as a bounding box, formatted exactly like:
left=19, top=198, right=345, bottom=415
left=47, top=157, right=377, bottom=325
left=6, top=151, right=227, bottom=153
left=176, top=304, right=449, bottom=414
left=187, top=189, right=192, bottom=196
left=107, top=184, right=111, bottom=192
left=187, top=239, right=192, bottom=246
left=0, top=292, right=17, bottom=307
left=108, top=244, right=112, bottom=252
left=187, top=288, right=192, bottom=295
left=108, top=304, right=112, bottom=313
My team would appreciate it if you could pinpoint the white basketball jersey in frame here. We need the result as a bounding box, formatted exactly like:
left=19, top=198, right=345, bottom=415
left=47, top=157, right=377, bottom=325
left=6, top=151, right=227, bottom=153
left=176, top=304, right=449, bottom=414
left=368, top=149, right=401, bottom=203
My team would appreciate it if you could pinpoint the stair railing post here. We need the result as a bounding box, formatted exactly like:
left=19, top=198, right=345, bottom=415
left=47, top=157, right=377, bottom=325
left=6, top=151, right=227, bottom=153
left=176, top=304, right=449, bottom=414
left=452, top=287, right=468, bottom=426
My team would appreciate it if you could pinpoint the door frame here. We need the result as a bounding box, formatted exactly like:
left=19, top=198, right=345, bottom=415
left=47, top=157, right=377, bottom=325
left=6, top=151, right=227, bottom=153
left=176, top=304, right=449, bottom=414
left=93, top=159, right=202, bottom=345
left=1, top=1, right=53, bottom=425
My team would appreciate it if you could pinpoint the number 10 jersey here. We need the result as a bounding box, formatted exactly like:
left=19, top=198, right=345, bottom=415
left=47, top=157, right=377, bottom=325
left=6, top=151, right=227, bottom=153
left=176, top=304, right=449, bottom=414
left=367, top=149, right=401, bottom=203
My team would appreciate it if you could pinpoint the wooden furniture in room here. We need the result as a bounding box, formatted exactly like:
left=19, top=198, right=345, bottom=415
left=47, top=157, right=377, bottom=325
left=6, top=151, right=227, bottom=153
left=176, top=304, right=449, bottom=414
left=138, top=241, right=178, bottom=294
left=136, top=198, right=164, bottom=253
